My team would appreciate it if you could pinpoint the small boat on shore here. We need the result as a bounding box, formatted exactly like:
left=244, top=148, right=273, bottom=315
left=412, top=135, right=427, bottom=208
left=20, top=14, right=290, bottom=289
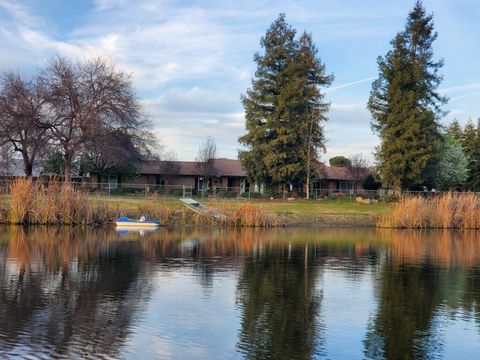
left=180, top=198, right=228, bottom=220
left=115, top=216, right=161, bottom=228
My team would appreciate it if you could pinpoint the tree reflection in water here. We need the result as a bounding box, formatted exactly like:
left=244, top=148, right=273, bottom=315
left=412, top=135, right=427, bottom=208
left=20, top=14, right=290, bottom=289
left=1, top=227, right=480, bottom=358
left=235, top=242, right=325, bottom=359
left=364, top=230, right=480, bottom=360
left=0, top=226, right=152, bottom=359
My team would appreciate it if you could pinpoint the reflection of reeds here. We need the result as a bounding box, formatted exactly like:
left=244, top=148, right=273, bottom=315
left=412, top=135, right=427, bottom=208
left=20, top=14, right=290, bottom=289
left=376, top=229, right=480, bottom=268
left=8, top=178, right=111, bottom=225
left=378, top=193, right=480, bottom=229
left=5, top=225, right=480, bottom=271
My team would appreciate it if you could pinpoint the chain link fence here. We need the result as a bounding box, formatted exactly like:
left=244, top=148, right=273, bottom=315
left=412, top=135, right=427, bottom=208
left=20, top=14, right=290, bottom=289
left=0, top=178, right=465, bottom=201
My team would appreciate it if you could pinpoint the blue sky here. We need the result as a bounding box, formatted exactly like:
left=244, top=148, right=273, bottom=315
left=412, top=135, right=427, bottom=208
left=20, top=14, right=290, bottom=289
left=0, top=0, right=479, bottom=162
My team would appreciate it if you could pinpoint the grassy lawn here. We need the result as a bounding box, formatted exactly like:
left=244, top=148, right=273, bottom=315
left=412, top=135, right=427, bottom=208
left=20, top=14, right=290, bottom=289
left=251, top=199, right=390, bottom=225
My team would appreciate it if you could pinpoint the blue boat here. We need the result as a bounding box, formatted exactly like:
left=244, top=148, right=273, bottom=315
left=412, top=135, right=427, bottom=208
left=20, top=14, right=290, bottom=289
left=115, top=216, right=161, bottom=228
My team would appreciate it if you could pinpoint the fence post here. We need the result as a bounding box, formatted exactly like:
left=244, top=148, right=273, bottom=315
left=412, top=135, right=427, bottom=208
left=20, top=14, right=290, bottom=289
left=182, top=185, right=185, bottom=198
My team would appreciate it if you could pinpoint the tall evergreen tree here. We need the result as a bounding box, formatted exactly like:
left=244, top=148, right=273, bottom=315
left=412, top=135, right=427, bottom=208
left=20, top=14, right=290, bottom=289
left=446, top=119, right=463, bottom=142
left=433, top=135, right=468, bottom=190
left=464, top=120, right=480, bottom=190
left=368, top=1, right=447, bottom=190
left=291, top=32, right=333, bottom=198
left=239, top=15, right=332, bottom=193
left=448, top=119, right=480, bottom=190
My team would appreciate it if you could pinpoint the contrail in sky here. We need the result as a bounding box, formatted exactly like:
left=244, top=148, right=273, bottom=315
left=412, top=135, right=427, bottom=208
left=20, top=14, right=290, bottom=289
left=326, top=76, right=376, bottom=93
left=439, top=82, right=480, bottom=93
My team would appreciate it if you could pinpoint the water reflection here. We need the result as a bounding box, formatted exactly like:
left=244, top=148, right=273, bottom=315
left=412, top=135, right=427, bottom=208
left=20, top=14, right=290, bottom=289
left=0, top=227, right=152, bottom=359
left=0, top=227, right=479, bottom=359
left=236, top=242, right=325, bottom=359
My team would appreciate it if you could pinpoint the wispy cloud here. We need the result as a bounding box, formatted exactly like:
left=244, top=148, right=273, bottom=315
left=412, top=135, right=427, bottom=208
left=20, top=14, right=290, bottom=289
left=449, top=92, right=480, bottom=102
left=0, top=0, right=478, bottom=160
left=0, top=0, right=39, bottom=26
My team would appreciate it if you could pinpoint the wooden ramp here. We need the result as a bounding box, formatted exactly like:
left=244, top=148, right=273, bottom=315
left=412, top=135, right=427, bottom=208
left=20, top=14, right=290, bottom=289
left=179, top=198, right=227, bottom=221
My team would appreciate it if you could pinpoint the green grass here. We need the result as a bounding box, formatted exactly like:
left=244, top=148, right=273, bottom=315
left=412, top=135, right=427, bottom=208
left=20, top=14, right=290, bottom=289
left=254, top=199, right=390, bottom=225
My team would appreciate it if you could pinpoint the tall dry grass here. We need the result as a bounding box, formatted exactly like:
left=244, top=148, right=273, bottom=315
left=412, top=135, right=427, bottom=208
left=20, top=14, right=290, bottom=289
left=6, top=179, right=277, bottom=227
left=378, top=192, right=480, bottom=229
left=229, top=203, right=276, bottom=227
left=135, top=196, right=276, bottom=227
left=8, top=178, right=111, bottom=225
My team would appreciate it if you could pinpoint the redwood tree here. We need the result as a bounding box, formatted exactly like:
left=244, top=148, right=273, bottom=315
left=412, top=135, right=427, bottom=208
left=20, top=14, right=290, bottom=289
left=239, top=14, right=332, bottom=193
left=368, top=1, right=447, bottom=190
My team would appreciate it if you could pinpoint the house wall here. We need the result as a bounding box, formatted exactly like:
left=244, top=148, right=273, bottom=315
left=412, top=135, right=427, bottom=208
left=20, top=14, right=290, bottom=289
left=129, top=175, right=154, bottom=185
left=328, top=180, right=337, bottom=192
left=165, top=175, right=196, bottom=188
left=87, top=171, right=247, bottom=193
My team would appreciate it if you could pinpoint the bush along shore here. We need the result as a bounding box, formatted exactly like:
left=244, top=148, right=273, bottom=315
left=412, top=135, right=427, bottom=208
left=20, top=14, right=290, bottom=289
left=1, top=179, right=277, bottom=227
left=377, top=192, right=480, bottom=229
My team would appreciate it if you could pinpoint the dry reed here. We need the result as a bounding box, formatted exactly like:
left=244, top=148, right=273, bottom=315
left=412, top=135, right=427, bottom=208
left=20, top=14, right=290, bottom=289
left=378, top=192, right=480, bottom=229
left=136, top=196, right=276, bottom=227
left=5, top=179, right=277, bottom=227
left=229, top=203, right=276, bottom=227
left=7, top=178, right=111, bottom=225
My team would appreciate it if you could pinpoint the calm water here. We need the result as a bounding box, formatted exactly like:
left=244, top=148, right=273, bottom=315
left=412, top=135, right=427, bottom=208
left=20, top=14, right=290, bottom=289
left=1, top=227, right=480, bottom=359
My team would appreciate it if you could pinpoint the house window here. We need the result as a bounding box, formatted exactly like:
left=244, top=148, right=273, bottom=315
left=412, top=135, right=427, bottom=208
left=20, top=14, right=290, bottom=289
left=107, top=176, right=118, bottom=189
left=198, top=177, right=205, bottom=190
left=240, top=178, right=246, bottom=193
left=339, top=182, right=353, bottom=193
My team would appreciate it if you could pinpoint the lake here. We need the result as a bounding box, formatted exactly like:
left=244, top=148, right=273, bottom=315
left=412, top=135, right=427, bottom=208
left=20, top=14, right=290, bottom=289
left=0, top=226, right=480, bottom=359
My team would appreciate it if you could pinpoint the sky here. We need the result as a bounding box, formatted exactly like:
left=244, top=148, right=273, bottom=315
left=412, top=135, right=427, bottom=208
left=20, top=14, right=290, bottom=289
left=0, top=0, right=479, bottom=162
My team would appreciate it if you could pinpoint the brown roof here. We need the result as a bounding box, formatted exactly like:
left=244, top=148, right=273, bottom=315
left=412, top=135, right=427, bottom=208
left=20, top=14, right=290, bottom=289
left=210, top=158, right=246, bottom=177
left=318, top=165, right=369, bottom=181
left=140, top=158, right=246, bottom=177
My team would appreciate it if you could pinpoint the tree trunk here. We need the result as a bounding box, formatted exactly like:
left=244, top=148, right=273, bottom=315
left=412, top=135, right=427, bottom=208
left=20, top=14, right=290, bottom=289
left=64, top=151, right=73, bottom=182
left=21, top=152, right=33, bottom=177
left=306, top=169, right=310, bottom=200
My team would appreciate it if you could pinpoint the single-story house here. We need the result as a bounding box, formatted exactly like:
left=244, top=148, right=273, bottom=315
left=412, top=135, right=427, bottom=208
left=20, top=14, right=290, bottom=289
left=314, top=165, right=369, bottom=195
left=89, top=158, right=250, bottom=193
left=89, top=158, right=369, bottom=196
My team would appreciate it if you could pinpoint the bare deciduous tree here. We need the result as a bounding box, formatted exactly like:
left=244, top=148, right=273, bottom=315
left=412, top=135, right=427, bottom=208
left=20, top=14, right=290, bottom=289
left=195, top=135, right=217, bottom=178
left=82, top=129, right=151, bottom=182
left=0, top=72, right=49, bottom=176
left=304, top=110, right=325, bottom=199
left=158, top=150, right=181, bottom=187
left=0, top=143, right=14, bottom=176
left=348, top=153, right=370, bottom=193
left=42, top=56, right=149, bottom=181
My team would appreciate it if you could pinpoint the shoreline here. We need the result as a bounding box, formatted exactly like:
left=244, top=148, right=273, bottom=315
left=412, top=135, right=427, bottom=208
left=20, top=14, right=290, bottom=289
left=1, top=187, right=388, bottom=227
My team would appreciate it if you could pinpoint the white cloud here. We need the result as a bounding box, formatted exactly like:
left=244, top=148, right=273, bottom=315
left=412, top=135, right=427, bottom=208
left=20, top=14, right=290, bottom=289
left=0, top=0, right=477, bottom=162
left=0, top=0, right=40, bottom=26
